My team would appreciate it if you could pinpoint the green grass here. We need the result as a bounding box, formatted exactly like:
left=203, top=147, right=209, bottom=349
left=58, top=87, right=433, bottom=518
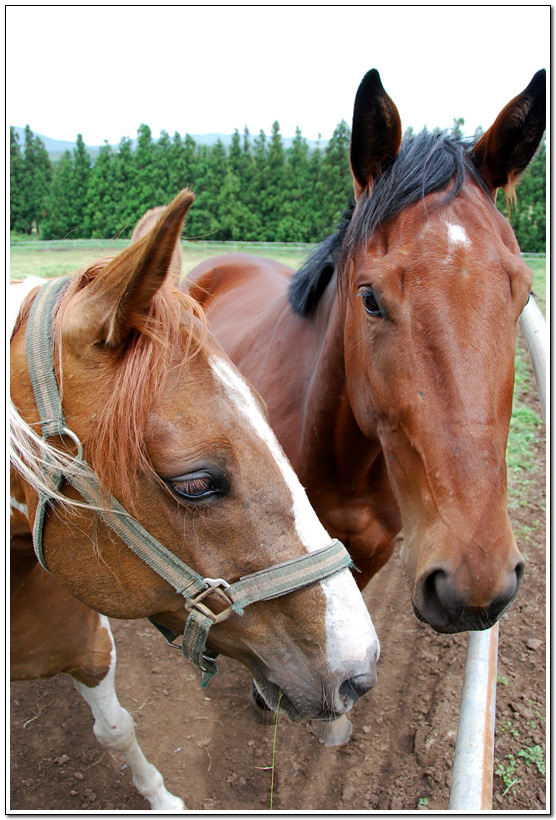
left=523, top=256, right=546, bottom=315
left=495, top=745, right=546, bottom=798
left=9, top=241, right=312, bottom=281
left=518, top=744, right=546, bottom=775
left=495, top=753, right=519, bottom=795
left=10, top=246, right=108, bottom=281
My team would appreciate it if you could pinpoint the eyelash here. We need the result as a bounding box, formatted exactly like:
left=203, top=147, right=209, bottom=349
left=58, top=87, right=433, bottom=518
left=172, top=476, right=217, bottom=499
left=166, top=470, right=229, bottom=503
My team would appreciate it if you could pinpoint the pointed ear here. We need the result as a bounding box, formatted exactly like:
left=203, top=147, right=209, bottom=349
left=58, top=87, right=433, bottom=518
left=472, top=69, right=546, bottom=196
left=63, top=189, right=194, bottom=349
left=350, top=69, right=402, bottom=200
left=130, top=205, right=183, bottom=287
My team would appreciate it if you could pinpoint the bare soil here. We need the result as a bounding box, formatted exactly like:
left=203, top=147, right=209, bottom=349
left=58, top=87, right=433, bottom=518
left=10, top=351, right=546, bottom=813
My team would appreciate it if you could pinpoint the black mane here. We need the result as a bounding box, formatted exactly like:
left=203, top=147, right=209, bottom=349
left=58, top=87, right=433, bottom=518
left=288, top=130, right=490, bottom=317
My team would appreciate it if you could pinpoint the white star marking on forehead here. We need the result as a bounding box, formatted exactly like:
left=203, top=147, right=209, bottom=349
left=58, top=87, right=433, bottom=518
left=447, top=221, right=470, bottom=248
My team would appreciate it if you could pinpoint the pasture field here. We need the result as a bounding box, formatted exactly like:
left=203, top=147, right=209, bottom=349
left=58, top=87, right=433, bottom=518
left=9, top=241, right=312, bottom=283
left=10, top=245, right=546, bottom=811
left=9, top=243, right=546, bottom=310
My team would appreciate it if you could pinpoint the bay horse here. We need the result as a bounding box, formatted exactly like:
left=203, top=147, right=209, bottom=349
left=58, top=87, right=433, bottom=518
left=10, top=190, right=379, bottom=809
left=187, top=69, right=545, bottom=636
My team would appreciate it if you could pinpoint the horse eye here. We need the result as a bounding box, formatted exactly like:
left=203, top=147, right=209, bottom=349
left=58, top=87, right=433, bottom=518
left=170, top=473, right=220, bottom=501
left=359, top=289, right=382, bottom=317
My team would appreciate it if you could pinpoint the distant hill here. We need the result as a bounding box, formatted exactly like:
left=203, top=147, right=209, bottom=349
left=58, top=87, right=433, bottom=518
left=11, top=126, right=328, bottom=163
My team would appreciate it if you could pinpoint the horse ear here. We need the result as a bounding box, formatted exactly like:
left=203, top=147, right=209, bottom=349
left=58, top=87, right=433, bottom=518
left=350, top=69, right=402, bottom=200
left=63, top=189, right=194, bottom=349
left=130, top=205, right=183, bottom=288
left=472, top=69, right=546, bottom=196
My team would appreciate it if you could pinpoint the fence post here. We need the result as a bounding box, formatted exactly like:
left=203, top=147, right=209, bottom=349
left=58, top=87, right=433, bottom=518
left=449, top=625, right=499, bottom=809
left=519, top=296, right=547, bottom=419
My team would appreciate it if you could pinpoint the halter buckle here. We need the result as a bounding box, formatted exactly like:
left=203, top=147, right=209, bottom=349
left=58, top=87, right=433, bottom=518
left=185, top=577, right=234, bottom=624
left=62, top=427, right=84, bottom=461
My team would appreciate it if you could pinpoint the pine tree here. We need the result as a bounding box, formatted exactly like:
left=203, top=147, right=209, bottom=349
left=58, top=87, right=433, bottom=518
left=263, top=121, right=286, bottom=240
left=85, top=142, right=118, bottom=238
left=167, top=132, right=195, bottom=196
left=186, top=142, right=223, bottom=240
left=71, top=134, right=91, bottom=237
left=154, top=130, right=173, bottom=203
left=496, top=141, right=546, bottom=252
left=316, top=119, right=353, bottom=236
left=228, top=129, right=243, bottom=177
left=246, top=130, right=268, bottom=240
left=11, top=113, right=545, bottom=248
left=10, top=127, right=25, bottom=233
left=41, top=150, right=74, bottom=239
left=112, top=136, right=137, bottom=234
left=279, top=126, right=312, bottom=241
left=19, top=126, right=52, bottom=234
left=306, top=135, right=324, bottom=240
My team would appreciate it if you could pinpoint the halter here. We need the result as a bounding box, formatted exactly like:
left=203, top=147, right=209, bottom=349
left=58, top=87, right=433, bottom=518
left=22, top=277, right=353, bottom=685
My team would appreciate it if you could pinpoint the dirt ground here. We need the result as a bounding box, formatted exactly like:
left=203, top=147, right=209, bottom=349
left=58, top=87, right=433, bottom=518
left=10, top=351, right=546, bottom=813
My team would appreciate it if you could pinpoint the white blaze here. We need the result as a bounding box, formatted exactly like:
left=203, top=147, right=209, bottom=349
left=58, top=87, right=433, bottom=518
left=210, top=356, right=330, bottom=550
left=210, top=356, right=379, bottom=668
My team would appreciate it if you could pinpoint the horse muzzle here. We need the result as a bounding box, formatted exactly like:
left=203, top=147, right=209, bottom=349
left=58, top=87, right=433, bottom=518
left=253, top=655, right=378, bottom=722
left=412, top=560, right=525, bottom=633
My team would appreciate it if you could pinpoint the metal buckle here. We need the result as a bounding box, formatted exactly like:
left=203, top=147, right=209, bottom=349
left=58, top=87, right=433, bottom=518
left=184, top=577, right=234, bottom=624
left=62, top=426, right=84, bottom=461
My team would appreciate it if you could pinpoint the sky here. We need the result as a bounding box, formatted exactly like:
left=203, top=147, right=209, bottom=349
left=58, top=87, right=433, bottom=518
left=6, top=5, right=550, bottom=147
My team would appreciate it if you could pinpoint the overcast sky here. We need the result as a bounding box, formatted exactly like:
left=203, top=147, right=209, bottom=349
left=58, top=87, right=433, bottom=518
left=7, top=5, right=549, bottom=147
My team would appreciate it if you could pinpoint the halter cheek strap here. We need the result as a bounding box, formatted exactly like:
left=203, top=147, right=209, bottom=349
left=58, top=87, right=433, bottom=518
left=24, top=276, right=72, bottom=569
left=23, top=277, right=353, bottom=686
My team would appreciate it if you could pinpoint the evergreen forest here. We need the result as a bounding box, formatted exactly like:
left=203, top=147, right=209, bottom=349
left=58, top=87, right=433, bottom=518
left=10, top=121, right=546, bottom=252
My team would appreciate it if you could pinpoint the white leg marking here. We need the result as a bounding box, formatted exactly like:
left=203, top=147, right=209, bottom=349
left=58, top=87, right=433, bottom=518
left=210, top=356, right=379, bottom=673
left=73, top=615, right=185, bottom=810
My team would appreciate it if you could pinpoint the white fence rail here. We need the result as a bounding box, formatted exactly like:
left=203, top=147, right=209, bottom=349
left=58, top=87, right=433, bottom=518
left=449, top=296, right=546, bottom=810
left=9, top=238, right=317, bottom=254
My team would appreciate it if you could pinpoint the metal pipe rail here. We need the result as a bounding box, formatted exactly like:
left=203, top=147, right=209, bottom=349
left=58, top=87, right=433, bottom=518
left=449, top=296, right=546, bottom=810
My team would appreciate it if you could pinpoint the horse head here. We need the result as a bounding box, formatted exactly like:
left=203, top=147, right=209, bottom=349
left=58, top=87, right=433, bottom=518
left=343, top=69, right=545, bottom=632
left=10, top=191, right=378, bottom=720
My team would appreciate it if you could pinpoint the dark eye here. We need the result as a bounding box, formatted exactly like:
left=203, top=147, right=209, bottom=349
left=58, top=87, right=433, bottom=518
left=359, top=289, right=383, bottom=317
left=169, top=471, right=224, bottom=502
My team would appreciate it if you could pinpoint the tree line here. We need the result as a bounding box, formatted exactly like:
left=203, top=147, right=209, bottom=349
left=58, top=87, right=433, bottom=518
left=10, top=121, right=546, bottom=251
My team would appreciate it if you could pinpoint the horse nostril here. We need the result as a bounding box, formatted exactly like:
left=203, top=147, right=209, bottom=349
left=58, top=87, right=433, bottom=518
left=418, top=563, right=525, bottom=633
left=491, top=561, right=524, bottom=613
left=338, top=670, right=377, bottom=709
left=428, top=569, right=456, bottom=612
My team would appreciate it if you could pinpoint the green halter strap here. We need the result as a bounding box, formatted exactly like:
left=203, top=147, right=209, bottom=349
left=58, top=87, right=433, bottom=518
left=23, top=277, right=353, bottom=685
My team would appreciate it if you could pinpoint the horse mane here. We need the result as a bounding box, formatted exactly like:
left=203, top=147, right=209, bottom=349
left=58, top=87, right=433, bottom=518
left=288, top=130, right=492, bottom=317
left=10, top=399, right=98, bottom=510
left=11, top=262, right=207, bottom=513
left=56, top=262, right=207, bottom=510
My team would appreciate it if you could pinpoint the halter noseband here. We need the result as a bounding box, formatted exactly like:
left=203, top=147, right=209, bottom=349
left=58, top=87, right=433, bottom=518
left=23, top=278, right=353, bottom=685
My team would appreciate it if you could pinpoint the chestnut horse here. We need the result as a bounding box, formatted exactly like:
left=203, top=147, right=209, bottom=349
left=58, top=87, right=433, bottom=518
left=187, top=69, right=545, bottom=636
left=10, top=191, right=378, bottom=809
